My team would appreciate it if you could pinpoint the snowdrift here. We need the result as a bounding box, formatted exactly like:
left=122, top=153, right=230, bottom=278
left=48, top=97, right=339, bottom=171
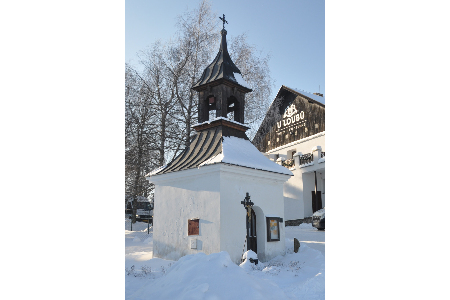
left=126, top=251, right=287, bottom=300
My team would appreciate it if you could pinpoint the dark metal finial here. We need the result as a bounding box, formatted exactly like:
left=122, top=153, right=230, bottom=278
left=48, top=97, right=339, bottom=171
left=219, top=14, right=228, bottom=30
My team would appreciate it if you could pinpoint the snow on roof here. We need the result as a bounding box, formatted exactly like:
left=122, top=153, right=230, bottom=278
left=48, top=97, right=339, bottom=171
left=199, top=136, right=292, bottom=176
left=232, top=72, right=250, bottom=89
left=146, top=164, right=167, bottom=177
left=284, top=86, right=325, bottom=105
left=255, top=85, right=325, bottom=140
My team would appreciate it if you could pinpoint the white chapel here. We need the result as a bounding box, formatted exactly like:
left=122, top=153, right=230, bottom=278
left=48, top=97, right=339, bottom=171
left=146, top=26, right=292, bottom=264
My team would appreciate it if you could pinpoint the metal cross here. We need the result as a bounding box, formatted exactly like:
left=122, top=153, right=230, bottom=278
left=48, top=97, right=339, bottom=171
left=219, top=14, right=228, bottom=30
left=241, top=192, right=254, bottom=218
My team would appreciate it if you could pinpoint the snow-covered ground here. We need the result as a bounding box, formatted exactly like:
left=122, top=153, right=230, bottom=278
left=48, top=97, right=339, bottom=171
left=125, top=220, right=325, bottom=299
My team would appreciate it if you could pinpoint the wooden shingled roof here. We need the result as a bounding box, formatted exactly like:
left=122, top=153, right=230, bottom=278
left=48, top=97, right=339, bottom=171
left=192, top=29, right=251, bottom=93
left=149, top=119, right=249, bottom=176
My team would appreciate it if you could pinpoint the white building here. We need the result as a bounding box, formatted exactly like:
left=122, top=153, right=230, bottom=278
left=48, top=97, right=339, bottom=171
left=252, top=86, right=325, bottom=224
left=146, top=28, right=292, bottom=264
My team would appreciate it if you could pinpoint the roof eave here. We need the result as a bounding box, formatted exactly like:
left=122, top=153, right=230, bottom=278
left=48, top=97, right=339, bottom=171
left=192, top=78, right=252, bottom=93
left=281, top=85, right=325, bottom=107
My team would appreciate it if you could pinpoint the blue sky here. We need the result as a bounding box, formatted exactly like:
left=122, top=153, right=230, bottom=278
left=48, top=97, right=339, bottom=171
left=126, top=0, right=325, bottom=100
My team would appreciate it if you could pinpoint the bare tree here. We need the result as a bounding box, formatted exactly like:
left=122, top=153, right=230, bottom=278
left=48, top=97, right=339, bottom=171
left=165, top=0, right=275, bottom=144
left=125, top=0, right=275, bottom=213
left=125, top=64, right=158, bottom=222
left=171, top=0, right=220, bottom=146
left=139, top=42, right=182, bottom=165
left=228, top=33, right=275, bottom=139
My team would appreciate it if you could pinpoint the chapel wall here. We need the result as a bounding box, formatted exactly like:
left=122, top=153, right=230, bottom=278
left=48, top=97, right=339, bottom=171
left=152, top=171, right=221, bottom=261
left=219, top=170, right=286, bottom=263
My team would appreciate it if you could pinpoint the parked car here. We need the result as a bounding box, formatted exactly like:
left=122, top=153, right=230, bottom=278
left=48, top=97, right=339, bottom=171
left=312, top=207, right=325, bottom=230
left=125, top=195, right=154, bottom=222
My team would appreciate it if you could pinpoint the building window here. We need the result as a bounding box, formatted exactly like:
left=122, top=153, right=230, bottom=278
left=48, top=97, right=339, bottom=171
left=290, top=150, right=296, bottom=159
left=266, top=217, right=282, bottom=242
left=188, top=219, right=199, bottom=235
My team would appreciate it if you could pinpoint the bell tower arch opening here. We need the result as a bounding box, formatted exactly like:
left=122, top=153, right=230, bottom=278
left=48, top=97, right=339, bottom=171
left=227, top=96, right=239, bottom=122
left=207, top=94, right=217, bottom=121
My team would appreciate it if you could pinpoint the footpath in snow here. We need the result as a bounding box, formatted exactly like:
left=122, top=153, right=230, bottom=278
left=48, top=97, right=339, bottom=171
left=125, top=220, right=325, bottom=300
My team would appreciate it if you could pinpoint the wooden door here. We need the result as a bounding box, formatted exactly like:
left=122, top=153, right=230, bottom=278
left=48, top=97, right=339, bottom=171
left=312, top=191, right=323, bottom=213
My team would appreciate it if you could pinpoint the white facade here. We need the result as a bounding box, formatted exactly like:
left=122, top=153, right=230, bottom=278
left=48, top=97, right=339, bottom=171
left=265, top=132, right=325, bottom=221
left=148, top=163, right=290, bottom=264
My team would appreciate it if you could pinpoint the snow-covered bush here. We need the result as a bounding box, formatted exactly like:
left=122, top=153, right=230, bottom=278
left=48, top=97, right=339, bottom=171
left=282, top=158, right=294, bottom=168
left=312, top=207, right=325, bottom=219
left=239, top=250, right=258, bottom=271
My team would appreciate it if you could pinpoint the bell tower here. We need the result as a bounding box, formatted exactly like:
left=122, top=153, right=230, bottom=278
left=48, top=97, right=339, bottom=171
left=192, top=22, right=252, bottom=124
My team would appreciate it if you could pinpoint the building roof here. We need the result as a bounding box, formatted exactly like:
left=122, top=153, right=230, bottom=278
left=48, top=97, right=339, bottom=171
left=200, top=135, right=292, bottom=175
left=279, top=85, right=325, bottom=106
left=192, top=29, right=251, bottom=92
left=146, top=118, right=292, bottom=177
left=252, top=85, right=325, bottom=152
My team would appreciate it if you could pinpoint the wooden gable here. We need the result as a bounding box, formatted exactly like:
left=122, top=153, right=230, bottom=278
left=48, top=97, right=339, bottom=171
left=253, top=86, right=325, bottom=152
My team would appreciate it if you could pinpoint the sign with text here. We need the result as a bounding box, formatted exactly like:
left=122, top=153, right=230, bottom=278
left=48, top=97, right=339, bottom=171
left=276, top=103, right=305, bottom=132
